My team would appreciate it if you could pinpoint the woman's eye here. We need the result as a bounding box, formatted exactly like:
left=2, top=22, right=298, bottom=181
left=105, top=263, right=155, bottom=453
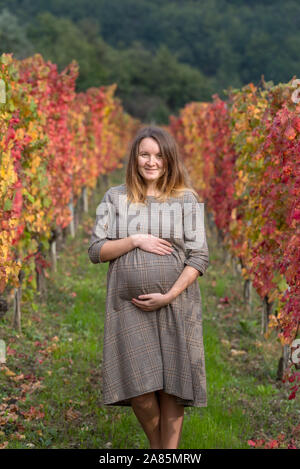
left=140, top=154, right=162, bottom=158
left=142, top=153, right=162, bottom=158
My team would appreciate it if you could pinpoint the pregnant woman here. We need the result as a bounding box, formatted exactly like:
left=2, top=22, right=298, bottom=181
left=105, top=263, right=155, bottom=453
left=88, top=125, right=209, bottom=449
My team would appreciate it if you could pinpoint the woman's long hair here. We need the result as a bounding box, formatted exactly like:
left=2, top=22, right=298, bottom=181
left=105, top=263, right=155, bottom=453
left=125, top=125, right=199, bottom=204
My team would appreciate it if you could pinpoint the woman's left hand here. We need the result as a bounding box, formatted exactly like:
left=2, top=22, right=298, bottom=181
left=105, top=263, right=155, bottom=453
left=131, top=293, right=171, bottom=311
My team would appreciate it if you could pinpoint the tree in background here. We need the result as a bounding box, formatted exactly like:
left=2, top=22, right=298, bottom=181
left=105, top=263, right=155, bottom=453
left=0, top=8, right=34, bottom=60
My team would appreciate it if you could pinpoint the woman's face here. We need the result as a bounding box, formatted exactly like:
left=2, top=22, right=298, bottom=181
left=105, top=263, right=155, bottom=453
left=137, top=137, right=165, bottom=185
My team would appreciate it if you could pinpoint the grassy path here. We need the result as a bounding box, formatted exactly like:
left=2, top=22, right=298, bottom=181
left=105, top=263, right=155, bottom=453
left=1, top=169, right=299, bottom=449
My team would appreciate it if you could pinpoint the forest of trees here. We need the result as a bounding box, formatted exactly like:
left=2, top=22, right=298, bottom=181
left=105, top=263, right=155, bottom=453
left=1, top=0, right=300, bottom=123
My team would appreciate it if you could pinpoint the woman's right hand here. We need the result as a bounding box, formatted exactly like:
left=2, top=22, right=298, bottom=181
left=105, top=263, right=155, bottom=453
left=131, top=234, right=174, bottom=255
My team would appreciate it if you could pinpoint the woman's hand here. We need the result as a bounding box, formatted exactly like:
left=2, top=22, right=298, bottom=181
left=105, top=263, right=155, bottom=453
left=131, top=293, right=171, bottom=311
left=131, top=233, right=174, bottom=256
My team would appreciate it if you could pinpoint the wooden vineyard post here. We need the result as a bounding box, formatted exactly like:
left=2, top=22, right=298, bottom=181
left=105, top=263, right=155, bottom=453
left=54, top=225, right=66, bottom=253
left=62, top=226, right=68, bottom=244
left=224, top=248, right=231, bottom=264
left=206, top=211, right=215, bottom=235
left=51, top=240, right=57, bottom=272
left=83, top=186, right=88, bottom=213
left=75, top=190, right=85, bottom=228
left=68, top=192, right=75, bottom=238
left=50, top=229, right=58, bottom=273
left=102, top=173, right=110, bottom=191
left=96, top=174, right=102, bottom=191
left=35, top=243, right=47, bottom=300
left=243, top=278, right=253, bottom=312
left=277, top=344, right=292, bottom=381
left=74, top=198, right=80, bottom=232
left=217, top=227, right=224, bottom=245
left=13, top=269, right=25, bottom=332
left=233, top=257, right=242, bottom=276
left=262, top=295, right=273, bottom=335
left=0, top=295, right=8, bottom=320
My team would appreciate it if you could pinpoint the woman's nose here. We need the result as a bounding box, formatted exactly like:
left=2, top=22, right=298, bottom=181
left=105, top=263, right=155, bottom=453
left=148, top=155, right=157, bottom=164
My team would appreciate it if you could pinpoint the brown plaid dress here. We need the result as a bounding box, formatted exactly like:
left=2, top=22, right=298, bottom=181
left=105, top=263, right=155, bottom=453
left=88, top=183, right=209, bottom=407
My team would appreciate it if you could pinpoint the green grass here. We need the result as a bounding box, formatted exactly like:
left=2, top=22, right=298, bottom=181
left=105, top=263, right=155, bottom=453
left=0, top=168, right=299, bottom=449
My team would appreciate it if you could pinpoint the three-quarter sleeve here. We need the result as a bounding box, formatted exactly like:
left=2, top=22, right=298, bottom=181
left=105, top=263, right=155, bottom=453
left=88, top=188, right=114, bottom=264
left=183, top=192, right=209, bottom=277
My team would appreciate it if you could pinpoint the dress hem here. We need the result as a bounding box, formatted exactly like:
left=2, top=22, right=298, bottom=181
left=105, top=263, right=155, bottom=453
left=101, top=386, right=207, bottom=408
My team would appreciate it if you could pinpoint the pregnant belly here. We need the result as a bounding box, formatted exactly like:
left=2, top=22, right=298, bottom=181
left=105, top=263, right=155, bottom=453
left=109, top=247, right=185, bottom=302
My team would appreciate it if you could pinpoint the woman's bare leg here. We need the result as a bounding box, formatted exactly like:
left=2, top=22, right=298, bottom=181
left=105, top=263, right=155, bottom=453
left=131, top=391, right=162, bottom=449
left=156, top=390, right=184, bottom=449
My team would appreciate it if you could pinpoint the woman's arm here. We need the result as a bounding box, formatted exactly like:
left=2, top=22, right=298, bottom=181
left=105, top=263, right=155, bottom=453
left=165, top=192, right=209, bottom=301
left=88, top=188, right=140, bottom=264
left=164, top=265, right=199, bottom=302
left=98, top=235, right=137, bottom=262
left=182, top=192, right=209, bottom=276
left=131, top=264, right=199, bottom=311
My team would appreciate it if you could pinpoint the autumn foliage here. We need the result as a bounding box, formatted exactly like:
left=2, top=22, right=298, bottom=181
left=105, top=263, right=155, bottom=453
left=0, top=52, right=139, bottom=297
left=169, top=79, right=300, bottom=405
